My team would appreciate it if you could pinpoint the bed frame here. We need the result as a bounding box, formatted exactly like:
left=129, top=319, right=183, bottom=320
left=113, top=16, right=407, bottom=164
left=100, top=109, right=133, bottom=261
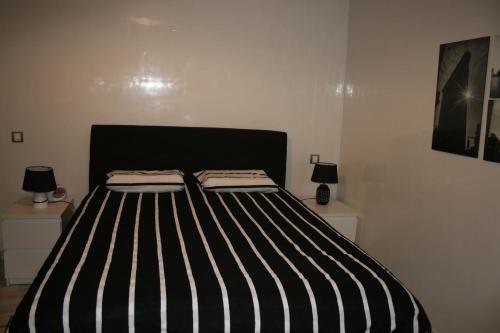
left=89, top=125, right=287, bottom=190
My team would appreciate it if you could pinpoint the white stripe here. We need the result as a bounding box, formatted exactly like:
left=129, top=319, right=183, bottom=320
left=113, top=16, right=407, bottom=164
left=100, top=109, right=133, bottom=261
left=256, top=194, right=346, bottom=333
left=407, top=287, right=419, bottom=333
left=96, top=193, right=127, bottom=333
left=172, top=194, right=199, bottom=333
left=279, top=191, right=401, bottom=332
left=233, top=194, right=320, bottom=333
left=216, top=193, right=290, bottom=333
left=28, top=187, right=100, bottom=333
left=128, top=193, right=142, bottom=333
left=185, top=187, right=231, bottom=333
left=63, top=191, right=111, bottom=333
left=197, top=186, right=261, bottom=333
left=155, top=193, right=167, bottom=332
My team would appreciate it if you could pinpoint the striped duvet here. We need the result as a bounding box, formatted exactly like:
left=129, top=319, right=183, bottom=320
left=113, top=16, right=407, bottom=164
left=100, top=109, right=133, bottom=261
left=10, top=183, right=431, bottom=332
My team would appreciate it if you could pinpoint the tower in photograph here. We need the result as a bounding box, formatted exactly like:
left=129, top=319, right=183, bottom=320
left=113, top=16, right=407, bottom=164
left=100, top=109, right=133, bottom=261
left=433, top=51, right=470, bottom=155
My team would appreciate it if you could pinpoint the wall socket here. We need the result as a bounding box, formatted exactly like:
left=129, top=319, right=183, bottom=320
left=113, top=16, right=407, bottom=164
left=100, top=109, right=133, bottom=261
left=310, top=154, right=320, bottom=164
left=11, top=131, right=24, bottom=143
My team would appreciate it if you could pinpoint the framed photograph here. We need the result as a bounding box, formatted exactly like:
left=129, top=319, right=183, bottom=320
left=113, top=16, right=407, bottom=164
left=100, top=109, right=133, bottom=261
left=432, top=37, right=490, bottom=157
left=484, top=100, right=500, bottom=162
left=490, top=35, right=500, bottom=98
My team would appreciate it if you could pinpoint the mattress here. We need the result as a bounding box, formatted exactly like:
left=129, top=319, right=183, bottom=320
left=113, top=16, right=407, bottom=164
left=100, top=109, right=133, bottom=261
left=10, top=183, right=431, bottom=332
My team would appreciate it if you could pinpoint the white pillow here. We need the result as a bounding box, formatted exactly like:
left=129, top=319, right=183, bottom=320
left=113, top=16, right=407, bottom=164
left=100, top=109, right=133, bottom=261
left=194, top=170, right=278, bottom=193
left=106, top=170, right=184, bottom=193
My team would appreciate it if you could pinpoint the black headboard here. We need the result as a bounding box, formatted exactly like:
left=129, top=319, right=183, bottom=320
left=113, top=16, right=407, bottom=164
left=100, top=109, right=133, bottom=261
left=89, top=125, right=287, bottom=189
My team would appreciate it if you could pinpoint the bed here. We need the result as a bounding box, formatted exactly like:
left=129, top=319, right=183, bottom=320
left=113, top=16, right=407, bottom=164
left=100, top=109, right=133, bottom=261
left=9, top=125, right=431, bottom=333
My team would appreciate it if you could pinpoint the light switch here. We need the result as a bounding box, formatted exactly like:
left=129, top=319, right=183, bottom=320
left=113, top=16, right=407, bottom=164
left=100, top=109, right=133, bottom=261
left=11, top=131, right=24, bottom=143
left=310, top=154, right=320, bottom=164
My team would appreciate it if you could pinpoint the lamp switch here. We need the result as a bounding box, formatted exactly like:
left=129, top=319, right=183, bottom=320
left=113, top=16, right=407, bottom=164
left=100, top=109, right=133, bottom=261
left=11, top=131, right=24, bottom=143
left=310, top=154, right=320, bottom=164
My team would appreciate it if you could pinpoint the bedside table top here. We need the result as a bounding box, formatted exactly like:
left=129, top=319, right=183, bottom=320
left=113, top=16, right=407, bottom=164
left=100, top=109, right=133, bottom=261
left=3, top=197, right=73, bottom=220
left=302, top=198, right=358, bottom=217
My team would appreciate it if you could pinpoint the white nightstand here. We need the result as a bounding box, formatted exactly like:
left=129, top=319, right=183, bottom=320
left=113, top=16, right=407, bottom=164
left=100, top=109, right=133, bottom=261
left=303, top=199, right=358, bottom=243
left=1, top=198, right=74, bottom=285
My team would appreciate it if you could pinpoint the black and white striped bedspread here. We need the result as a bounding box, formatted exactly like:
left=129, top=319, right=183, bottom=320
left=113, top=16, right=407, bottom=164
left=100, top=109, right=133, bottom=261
left=10, top=183, right=431, bottom=333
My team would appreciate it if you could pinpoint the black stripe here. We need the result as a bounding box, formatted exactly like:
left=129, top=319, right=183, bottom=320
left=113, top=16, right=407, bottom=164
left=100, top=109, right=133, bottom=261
left=158, top=193, right=193, bottom=332
left=101, top=193, right=138, bottom=332
left=135, top=193, right=162, bottom=331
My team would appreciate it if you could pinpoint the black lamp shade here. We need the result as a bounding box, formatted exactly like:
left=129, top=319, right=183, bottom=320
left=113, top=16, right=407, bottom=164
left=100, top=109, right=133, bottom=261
left=311, top=162, right=338, bottom=184
left=23, top=166, right=57, bottom=193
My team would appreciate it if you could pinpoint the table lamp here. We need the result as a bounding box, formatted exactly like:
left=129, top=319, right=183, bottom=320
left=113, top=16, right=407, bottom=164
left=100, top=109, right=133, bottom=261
left=311, top=162, right=338, bottom=205
left=22, top=166, right=57, bottom=208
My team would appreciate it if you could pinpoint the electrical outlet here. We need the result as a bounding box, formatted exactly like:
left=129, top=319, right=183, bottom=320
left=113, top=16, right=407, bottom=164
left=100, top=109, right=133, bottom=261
left=310, top=154, right=320, bottom=164
left=11, top=131, right=24, bottom=143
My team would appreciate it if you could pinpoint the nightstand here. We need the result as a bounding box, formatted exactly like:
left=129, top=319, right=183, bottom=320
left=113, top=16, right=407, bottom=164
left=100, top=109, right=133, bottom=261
left=1, top=198, right=74, bottom=285
left=303, top=199, right=358, bottom=243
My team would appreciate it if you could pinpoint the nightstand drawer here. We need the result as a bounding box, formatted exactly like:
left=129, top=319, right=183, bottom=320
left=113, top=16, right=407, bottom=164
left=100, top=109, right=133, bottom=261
left=4, top=249, right=51, bottom=280
left=322, top=216, right=358, bottom=242
left=2, top=219, right=61, bottom=249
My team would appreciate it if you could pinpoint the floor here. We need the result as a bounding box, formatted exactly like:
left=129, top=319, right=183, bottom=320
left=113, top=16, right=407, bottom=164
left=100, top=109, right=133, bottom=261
left=0, top=258, right=29, bottom=332
left=0, top=285, right=29, bottom=331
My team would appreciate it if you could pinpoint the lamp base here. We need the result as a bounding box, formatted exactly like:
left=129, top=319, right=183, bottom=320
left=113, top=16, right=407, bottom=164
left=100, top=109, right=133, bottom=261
left=32, top=192, right=49, bottom=209
left=315, top=184, right=330, bottom=205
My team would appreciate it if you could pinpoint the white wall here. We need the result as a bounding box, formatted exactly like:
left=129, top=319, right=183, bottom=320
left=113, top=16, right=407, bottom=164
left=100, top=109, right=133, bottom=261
left=341, top=1, right=500, bottom=332
left=0, top=0, right=349, bottom=216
